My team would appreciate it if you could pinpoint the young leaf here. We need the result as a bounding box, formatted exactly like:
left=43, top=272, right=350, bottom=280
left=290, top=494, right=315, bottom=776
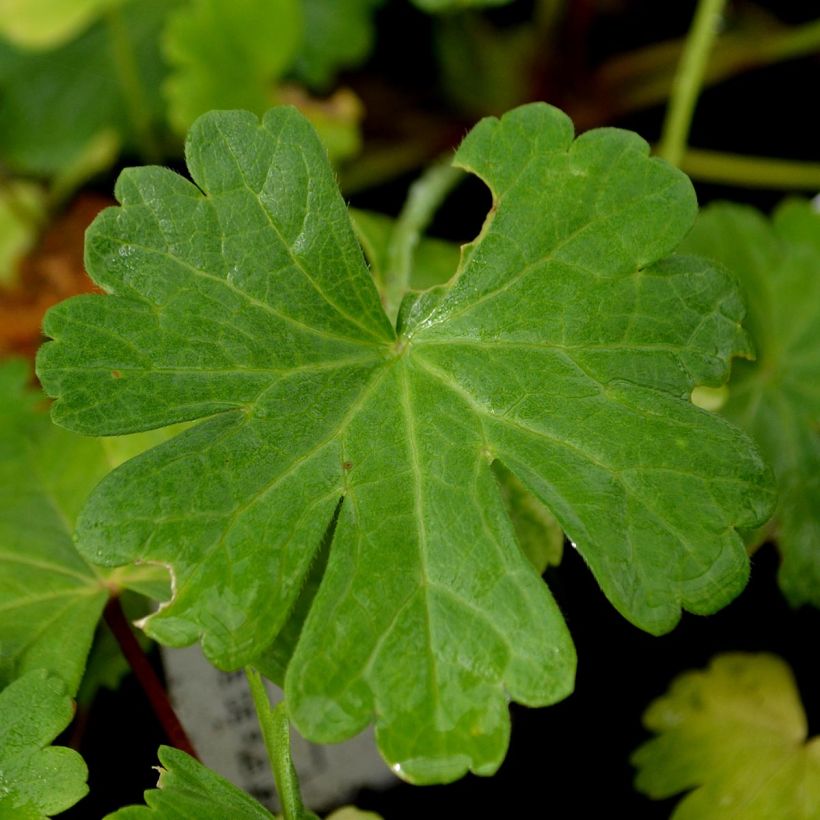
left=0, top=669, right=88, bottom=818
left=0, top=0, right=121, bottom=50
left=0, top=360, right=170, bottom=694
left=0, top=0, right=171, bottom=175
left=37, top=103, right=774, bottom=783
left=632, top=653, right=820, bottom=818
left=293, top=0, right=383, bottom=90
left=162, top=0, right=302, bottom=135
left=106, top=745, right=275, bottom=819
left=681, top=201, right=820, bottom=607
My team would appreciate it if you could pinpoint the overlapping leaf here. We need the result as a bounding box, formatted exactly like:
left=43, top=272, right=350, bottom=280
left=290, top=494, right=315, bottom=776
left=632, top=653, right=820, bottom=818
left=682, top=201, right=820, bottom=606
left=0, top=669, right=88, bottom=818
left=37, top=103, right=774, bottom=782
left=0, top=360, right=170, bottom=694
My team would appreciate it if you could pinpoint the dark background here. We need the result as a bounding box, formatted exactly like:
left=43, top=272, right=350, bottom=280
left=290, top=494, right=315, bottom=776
left=64, top=0, right=820, bottom=816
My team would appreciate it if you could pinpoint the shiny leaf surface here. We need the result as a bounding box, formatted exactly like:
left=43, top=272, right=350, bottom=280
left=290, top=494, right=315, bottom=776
left=37, top=103, right=773, bottom=782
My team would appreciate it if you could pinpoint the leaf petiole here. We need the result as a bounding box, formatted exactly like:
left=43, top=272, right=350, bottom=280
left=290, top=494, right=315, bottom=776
left=657, top=0, right=726, bottom=166
left=245, top=667, right=314, bottom=820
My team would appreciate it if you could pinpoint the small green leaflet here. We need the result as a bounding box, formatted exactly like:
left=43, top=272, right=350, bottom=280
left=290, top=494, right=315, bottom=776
left=105, top=746, right=276, bottom=819
left=681, top=201, right=820, bottom=607
left=37, top=103, right=774, bottom=783
left=0, top=360, right=170, bottom=694
left=0, top=669, right=88, bottom=818
left=632, top=653, right=820, bottom=819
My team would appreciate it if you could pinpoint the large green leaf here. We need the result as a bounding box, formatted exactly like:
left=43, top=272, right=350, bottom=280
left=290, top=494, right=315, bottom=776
left=162, top=0, right=302, bottom=135
left=106, top=746, right=275, bottom=819
left=681, top=201, right=820, bottom=607
left=0, top=0, right=172, bottom=175
left=632, top=653, right=820, bottom=819
left=37, top=103, right=774, bottom=782
left=0, top=669, right=88, bottom=818
left=0, top=360, right=170, bottom=694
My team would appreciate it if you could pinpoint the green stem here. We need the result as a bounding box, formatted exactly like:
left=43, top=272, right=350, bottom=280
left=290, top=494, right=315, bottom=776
left=383, top=159, right=463, bottom=323
left=658, top=0, right=726, bottom=166
left=245, top=668, right=305, bottom=820
left=103, top=6, right=159, bottom=161
left=680, top=149, right=820, bottom=189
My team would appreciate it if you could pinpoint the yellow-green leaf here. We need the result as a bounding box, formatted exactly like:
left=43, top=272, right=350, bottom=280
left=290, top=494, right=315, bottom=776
left=633, top=653, right=820, bottom=819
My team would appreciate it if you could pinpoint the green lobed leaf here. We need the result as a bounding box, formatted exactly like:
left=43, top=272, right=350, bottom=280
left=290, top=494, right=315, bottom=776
left=0, top=0, right=121, bottom=50
left=0, top=360, right=171, bottom=694
left=106, top=745, right=275, bottom=819
left=681, top=200, right=820, bottom=607
left=37, top=103, right=774, bottom=782
left=293, top=0, right=383, bottom=90
left=632, top=653, right=820, bottom=819
left=0, top=669, right=88, bottom=818
left=0, top=0, right=173, bottom=176
left=162, top=0, right=302, bottom=135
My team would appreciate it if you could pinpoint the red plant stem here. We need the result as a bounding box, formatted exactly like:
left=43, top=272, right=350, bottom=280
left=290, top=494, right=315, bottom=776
left=104, top=596, right=200, bottom=760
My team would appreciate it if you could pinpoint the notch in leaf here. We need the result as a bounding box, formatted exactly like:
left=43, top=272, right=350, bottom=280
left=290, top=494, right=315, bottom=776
left=36, top=102, right=774, bottom=783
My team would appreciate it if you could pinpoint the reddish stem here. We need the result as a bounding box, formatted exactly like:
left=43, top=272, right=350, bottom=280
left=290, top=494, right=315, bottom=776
left=104, top=596, right=200, bottom=760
